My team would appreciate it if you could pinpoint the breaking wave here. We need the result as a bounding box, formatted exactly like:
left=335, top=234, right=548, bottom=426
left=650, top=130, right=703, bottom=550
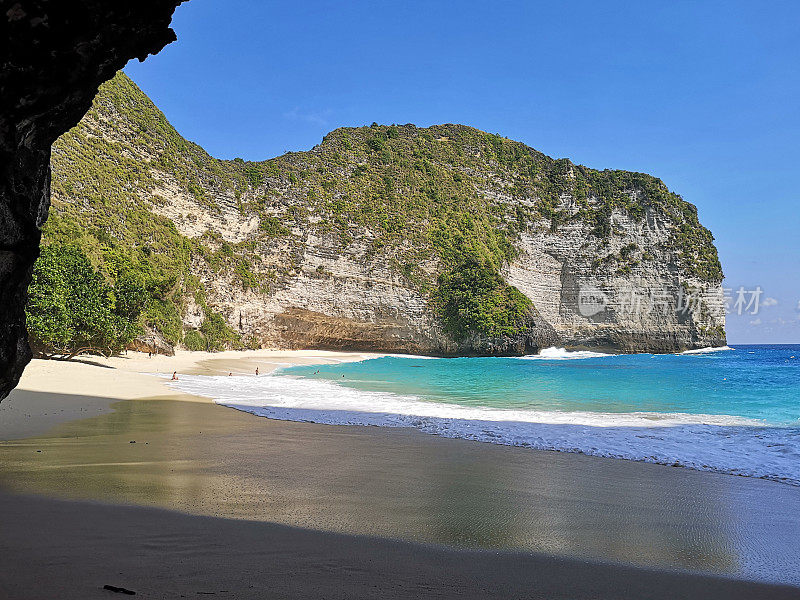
left=520, top=347, right=615, bottom=360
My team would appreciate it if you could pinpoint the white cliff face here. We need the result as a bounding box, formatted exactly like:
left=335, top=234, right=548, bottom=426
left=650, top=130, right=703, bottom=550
left=185, top=233, right=456, bottom=354
left=504, top=207, right=725, bottom=352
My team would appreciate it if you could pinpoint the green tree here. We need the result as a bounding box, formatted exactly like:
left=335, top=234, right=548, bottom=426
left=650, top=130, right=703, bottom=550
left=26, top=245, right=146, bottom=358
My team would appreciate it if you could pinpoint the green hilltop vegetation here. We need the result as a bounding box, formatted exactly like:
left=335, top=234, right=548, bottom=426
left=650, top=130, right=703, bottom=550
left=31, top=72, right=722, bottom=356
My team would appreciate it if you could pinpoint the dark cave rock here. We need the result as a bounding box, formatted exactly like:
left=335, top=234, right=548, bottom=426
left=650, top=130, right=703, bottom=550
left=0, top=0, right=184, bottom=399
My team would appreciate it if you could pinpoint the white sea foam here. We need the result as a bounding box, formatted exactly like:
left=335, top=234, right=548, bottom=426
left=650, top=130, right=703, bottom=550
left=381, top=353, right=442, bottom=360
left=169, top=372, right=800, bottom=486
left=680, top=345, right=734, bottom=355
left=520, top=347, right=615, bottom=360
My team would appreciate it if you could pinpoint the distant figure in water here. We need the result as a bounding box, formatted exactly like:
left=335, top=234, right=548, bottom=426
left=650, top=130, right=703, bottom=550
left=171, top=371, right=178, bottom=381
left=255, top=367, right=259, bottom=376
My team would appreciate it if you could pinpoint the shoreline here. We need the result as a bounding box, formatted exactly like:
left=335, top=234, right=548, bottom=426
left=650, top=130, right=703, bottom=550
left=0, top=349, right=385, bottom=440
left=2, top=350, right=800, bottom=593
left=167, top=346, right=800, bottom=489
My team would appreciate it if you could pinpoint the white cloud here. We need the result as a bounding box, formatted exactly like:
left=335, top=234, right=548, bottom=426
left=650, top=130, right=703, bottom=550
left=796, top=300, right=800, bottom=312
left=762, top=297, right=778, bottom=307
left=749, top=318, right=762, bottom=326
left=768, top=317, right=798, bottom=326
left=283, top=107, right=333, bottom=126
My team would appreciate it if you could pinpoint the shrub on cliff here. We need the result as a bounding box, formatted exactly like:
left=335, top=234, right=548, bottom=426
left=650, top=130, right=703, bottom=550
left=181, top=312, right=242, bottom=352
left=25, top=244, right=146, bottom=358
left=199, top=313, right=241, bottom=351
left=182, top=329, right=206, bottom=351
left=434, top=257, right=532, bottom=340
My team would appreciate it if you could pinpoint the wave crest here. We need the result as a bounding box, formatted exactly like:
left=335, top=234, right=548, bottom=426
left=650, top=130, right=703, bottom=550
left=681, top=346, right=734, bottom=355
left=521, top=347, right=615, bottom=360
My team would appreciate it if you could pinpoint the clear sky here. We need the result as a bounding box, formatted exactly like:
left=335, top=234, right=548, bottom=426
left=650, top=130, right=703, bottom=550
left=124, top=0, right=800, bottom=344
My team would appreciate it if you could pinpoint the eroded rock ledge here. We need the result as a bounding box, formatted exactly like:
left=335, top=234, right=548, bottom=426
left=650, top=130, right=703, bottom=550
left=0, top=0, right=183, bottom=399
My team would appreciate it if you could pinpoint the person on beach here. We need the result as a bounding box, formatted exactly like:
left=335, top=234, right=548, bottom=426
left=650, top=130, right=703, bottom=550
left=255, top=367, right=259, bottom=376
left=171, top=371, right=178, bottom=381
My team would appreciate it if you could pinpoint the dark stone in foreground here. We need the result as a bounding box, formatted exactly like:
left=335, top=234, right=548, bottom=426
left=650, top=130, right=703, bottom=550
left=0, top=0, right=184, bottom=400
left=103, top=584, right=135, bottom=595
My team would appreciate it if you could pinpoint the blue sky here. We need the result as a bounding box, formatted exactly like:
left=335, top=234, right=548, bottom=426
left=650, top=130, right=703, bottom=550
left=124, top=0, right=800, bottom=344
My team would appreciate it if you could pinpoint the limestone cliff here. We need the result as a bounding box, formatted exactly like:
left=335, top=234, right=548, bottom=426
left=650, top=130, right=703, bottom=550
left=46, top=73, right=725, bottom=356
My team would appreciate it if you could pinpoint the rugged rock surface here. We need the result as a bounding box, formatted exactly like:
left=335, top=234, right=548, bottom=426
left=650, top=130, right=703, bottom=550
left=128, top=331, right=175, bottom=357
left=0, top=0, right=183, bottom=399
left=46, top=73, right=726, bottom=357
left=505, top=215, right=726, bottom=353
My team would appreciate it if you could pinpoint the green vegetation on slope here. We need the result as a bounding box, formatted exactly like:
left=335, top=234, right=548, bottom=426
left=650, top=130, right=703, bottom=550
left=26, top=245, right=146, bottom=357
left=434, top=257, right=533, bottom=340
left=46, top=73, right=248, bottom=351
left=39, top=72, right=723, bottom=353
left=267, top=123, right=722, bottom=282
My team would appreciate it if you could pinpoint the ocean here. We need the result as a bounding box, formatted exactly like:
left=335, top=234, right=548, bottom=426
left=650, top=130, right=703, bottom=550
left=170, top=345, right=800, bottom=486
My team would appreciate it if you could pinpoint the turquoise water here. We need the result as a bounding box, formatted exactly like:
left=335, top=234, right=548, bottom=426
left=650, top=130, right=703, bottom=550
left=284, top=345, right=800, bottom=426
left=173, top=345, right=800, bottom=485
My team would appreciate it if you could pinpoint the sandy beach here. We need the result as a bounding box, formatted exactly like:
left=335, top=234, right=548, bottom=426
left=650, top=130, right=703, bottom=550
left=1, top=350, right=800, bottom=599
left=0, top=349, right=384, bottom=440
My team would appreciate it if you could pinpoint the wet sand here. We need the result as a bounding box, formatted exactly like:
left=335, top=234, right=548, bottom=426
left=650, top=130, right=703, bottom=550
left=1, top=353, right=800, bottom=598
left=3, top=491, right=798, bottom=600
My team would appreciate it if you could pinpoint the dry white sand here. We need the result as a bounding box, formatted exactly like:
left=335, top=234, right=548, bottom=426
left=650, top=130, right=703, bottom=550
left=0, top=349, right=384, bottom=439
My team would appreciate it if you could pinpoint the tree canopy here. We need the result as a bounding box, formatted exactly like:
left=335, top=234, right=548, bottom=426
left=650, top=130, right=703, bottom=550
left=433, top=256, right=532, bottom=340
left=25, top=244, right=147, bottom=358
